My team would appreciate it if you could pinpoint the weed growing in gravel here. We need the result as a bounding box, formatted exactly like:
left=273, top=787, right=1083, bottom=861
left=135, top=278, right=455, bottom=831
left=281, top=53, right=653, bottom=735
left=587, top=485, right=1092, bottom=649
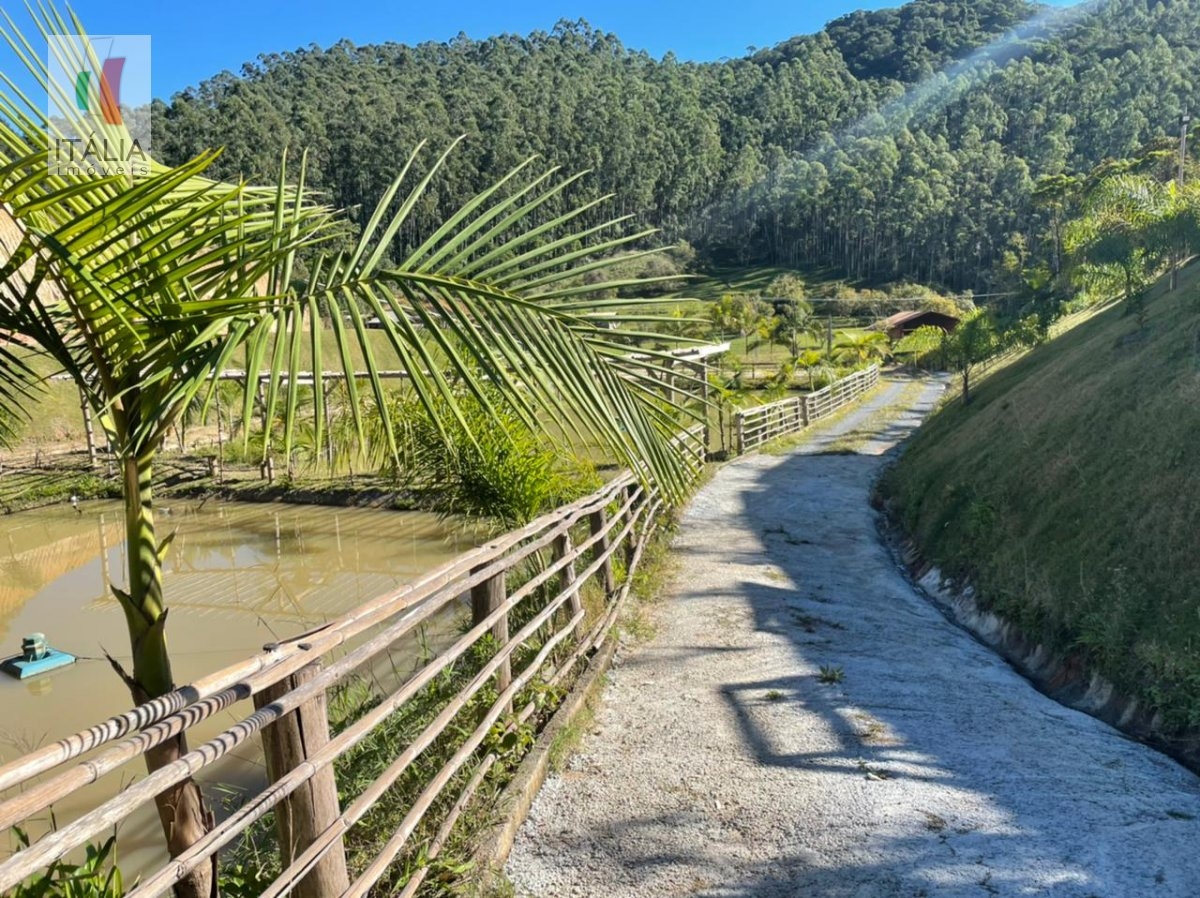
left=548, top=703, right=596, bottom=773
left=818, top=664, right=845, bottom=684
left=617, top=504, right=687, bottom=645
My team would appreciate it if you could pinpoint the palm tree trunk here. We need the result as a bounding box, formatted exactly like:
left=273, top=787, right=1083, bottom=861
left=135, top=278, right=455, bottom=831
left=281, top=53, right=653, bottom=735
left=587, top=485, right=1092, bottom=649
left=119, top=451, right=215, bottom=898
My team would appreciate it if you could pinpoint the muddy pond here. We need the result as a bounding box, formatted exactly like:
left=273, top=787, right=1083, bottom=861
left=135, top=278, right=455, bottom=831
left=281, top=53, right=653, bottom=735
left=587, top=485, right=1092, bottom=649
left=0, top=497, right=479, bottom=870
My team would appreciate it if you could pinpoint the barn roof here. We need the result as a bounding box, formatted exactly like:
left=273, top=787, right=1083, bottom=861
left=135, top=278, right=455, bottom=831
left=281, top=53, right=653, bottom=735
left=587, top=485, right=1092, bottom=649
left=882, top=309, right=960, bottom=327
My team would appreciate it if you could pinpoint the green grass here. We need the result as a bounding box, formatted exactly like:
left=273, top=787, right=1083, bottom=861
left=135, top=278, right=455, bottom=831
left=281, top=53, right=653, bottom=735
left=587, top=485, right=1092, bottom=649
left=547, top=703, right=596, bottom=773
left=880, top=259, right=1200, bottom=732
left=0, top=330, right=420, bottom=451
left=0, top=467, right=120, bottom=513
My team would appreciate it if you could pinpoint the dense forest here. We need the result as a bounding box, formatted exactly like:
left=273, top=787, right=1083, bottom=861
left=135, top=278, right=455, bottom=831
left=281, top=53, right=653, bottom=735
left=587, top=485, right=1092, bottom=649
left=153, top=0, right=1200, bottom=296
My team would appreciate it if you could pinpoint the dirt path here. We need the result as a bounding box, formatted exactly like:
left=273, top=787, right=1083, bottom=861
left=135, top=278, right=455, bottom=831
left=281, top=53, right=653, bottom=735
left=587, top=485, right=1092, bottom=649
left=506, top=374, right=1200, bottom=898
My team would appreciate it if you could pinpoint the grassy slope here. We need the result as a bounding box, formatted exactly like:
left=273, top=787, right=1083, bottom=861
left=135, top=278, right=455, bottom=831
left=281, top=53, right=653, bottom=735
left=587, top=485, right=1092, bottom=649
left=881, top=262, right=1200, bottom=731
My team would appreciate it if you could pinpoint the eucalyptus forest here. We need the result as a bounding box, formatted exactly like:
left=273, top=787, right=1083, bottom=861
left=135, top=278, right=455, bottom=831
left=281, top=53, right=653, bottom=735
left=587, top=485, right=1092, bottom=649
left=155, top=0, right=1198, bottom=298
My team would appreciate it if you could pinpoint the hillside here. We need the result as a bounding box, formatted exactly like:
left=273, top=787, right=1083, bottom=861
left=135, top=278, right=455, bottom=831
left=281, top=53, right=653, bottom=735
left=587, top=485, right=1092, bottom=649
left=153, top=0, right=1200, bottom=295
left=879, top=262, right=1200, bottom=734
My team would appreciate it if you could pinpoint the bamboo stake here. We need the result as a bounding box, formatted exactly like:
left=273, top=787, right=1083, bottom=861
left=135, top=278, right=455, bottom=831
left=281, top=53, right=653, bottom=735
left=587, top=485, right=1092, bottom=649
left=553, top=533, right=581, bottom=619
left=0, top=682, right=253, bottom=830
left=589, top=508, right=616, bottom=597
left=341, top=609, right=584, bottom=898
left=393, top=755, right=497, bottom=898
left=139, top=567, right=595, bottom=898
left=472, top=569, right=510, bottom=699
left=0, top=583, right=499, bottom=890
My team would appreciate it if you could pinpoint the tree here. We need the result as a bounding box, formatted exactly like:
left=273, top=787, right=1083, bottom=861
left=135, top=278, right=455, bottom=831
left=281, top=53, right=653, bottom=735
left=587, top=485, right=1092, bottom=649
left=832, top=330, right=891, bottom=367
left=1146, top=181, right=1200, bottom=291
left=765, top=272, right=807, bottom=301
left=707, top=293, right=761, bottom=345
left=795, top=349, right=835, bottom=390
left=894, top=324, right=946, bottom=367
left=1066, top=173, right=1166, bottom=322
left=773, top=297, right=823, bottom=357
left=940, top=311, right=998, bottom=404
left=1032, top=173, right=1081, bottom=277
left=753, top=312, right=778, bottom=360
left=0, top=7, right=695, bottom=893
left=146, top=0, right=1200, bottom=298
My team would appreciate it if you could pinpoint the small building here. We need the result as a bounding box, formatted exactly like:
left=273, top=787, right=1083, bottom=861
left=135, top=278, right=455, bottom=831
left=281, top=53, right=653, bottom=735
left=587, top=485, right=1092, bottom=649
left=876, top=310, right=960, bottom=341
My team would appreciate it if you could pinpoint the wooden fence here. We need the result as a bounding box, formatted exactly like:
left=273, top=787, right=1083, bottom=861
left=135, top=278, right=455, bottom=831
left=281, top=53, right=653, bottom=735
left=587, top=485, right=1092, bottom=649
left=0, top=428, right=704, bottom=898
left=734, top=365, right=880, bottom=455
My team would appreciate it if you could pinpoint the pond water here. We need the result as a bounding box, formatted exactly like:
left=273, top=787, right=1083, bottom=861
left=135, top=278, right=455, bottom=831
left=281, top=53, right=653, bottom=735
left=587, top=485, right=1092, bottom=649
left=0, top=498, right=478, bottom=871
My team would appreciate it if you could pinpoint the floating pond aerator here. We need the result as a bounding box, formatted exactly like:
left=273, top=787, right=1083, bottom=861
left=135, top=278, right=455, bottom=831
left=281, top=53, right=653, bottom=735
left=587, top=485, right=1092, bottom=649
left=1, top=633, right=76, bottom=679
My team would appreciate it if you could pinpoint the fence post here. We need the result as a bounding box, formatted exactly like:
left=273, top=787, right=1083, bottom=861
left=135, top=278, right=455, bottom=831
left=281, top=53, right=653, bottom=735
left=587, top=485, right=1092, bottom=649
left=257, top=380, right=275, bottom=484
left=735, top=413, right=745, bottom=455
left=79, top=390, right=97, bottom=468
left=589, top=508, right=617, bottom=597
left=254, top=663, right=350, bottom=898
left=472, top=568, right=511, bottom=698
left=624, top=483, right=641, bottom=574
left=553, top=532, right=581, bottom=619
left=214, top=388, right=226, bottom=484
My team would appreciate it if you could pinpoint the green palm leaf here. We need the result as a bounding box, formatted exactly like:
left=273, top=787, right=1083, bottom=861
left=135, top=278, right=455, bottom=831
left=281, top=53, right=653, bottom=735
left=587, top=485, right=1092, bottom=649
left=0, top=6, right=702, bottom=889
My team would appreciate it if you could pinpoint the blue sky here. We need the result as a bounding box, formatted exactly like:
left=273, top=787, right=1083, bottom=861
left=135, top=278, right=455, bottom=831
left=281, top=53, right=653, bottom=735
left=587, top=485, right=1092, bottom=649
left=31, top=0, right=1078, bottom=101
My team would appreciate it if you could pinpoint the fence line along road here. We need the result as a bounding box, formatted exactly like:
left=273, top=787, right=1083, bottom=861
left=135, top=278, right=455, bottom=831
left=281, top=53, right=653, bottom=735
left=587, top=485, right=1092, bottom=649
left=734, top=365, right=880, bottom=455
left=0, top=364, right=885, bottom=898
left=0, top=426, right=705, bottom=898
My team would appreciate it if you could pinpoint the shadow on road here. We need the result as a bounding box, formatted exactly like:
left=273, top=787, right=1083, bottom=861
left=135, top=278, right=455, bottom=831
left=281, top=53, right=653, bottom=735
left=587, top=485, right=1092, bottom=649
left=507, top=377, right=1200, bottom=898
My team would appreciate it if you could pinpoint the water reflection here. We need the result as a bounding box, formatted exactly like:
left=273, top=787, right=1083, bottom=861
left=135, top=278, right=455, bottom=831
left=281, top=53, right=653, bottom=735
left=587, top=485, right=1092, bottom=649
left=0, top=498, right=477, bottom=869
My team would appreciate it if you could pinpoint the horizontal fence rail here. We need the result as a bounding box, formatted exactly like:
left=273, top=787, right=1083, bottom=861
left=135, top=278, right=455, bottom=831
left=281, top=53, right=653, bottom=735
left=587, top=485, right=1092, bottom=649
left=734, top=365, right=880, bottom=454
left=0, top=428, right=705, bottom=898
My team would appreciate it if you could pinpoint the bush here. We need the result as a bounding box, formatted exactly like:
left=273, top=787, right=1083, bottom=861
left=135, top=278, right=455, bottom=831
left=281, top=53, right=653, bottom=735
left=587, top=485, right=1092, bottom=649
left=372, top=390, right=600, bottom=526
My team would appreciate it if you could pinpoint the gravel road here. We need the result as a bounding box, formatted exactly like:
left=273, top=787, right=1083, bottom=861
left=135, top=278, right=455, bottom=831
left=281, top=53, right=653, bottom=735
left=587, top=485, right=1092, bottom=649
left=506, top=373, right=1200, bottom=897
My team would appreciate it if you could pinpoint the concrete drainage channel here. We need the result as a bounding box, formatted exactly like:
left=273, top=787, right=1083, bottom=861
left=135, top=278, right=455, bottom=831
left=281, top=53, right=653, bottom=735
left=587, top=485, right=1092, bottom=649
left=500, top=374, right=1200, bottom=898
left=889, top=538, right=1200, bottom=776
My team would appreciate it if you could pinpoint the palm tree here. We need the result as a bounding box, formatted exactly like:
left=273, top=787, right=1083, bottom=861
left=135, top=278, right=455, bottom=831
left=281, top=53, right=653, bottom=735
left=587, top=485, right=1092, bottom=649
left=1066, top=173, right=1168, bottom=322
left=1146, top=181, right=1200, bottom=292
left=832, top=330, right=891, bottom=368
left=705, top=371, right=737, bottom=456
left=753, top=313, right=777, bottom=361
left=795, top=349, right=834, bottom=391
left=774, top=300, right=824, bottom=358
left=0, top=8, right=695, bottom=893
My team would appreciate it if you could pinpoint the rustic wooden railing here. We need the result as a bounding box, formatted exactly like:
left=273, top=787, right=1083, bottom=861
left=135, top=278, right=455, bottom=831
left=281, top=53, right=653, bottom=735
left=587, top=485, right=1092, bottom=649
left=734, top=365, right=880, bottom=454
left=0, top=427, right=705, bottom=898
